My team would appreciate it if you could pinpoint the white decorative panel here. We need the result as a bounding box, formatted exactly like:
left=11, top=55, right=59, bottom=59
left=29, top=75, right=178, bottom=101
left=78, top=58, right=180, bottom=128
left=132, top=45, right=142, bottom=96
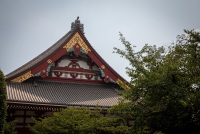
left=77, top=60, right=89, bottom=69
left=52, top=73, right=56, bottom=77
left=58, top=59, right=71, bottom=67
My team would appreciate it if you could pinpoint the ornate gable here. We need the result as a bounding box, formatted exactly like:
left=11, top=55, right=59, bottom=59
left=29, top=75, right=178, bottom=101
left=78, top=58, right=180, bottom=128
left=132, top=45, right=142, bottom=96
left=6, top=17, right=126, bottom=84
left=63, top=32, right=91, bottom=54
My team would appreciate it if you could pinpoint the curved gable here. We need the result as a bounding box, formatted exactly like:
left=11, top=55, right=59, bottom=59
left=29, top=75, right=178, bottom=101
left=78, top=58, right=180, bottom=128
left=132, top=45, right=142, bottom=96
left=6, top=18, right=127, bottom=84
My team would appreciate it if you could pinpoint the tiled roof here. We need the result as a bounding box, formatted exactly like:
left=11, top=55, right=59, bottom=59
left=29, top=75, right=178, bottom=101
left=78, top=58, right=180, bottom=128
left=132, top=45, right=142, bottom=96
left=6, top=81, right=121, bottom=107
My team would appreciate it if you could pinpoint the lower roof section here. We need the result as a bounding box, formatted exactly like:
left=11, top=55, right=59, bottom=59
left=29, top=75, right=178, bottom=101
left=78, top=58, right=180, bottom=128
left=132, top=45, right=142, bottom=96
left=6, top=81, right=121, bottom=108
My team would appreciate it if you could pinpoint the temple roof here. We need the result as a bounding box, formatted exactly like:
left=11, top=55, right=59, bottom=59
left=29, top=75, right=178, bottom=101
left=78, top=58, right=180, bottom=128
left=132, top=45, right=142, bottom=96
left=5, top=18, right=127, bottom=109
left=6, top=17, right=127, bottom=84
left=7, top=81, right=121, bottom=108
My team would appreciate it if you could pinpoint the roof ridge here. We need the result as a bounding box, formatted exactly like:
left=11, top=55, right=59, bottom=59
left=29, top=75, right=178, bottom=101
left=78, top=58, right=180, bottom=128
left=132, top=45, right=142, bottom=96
left=71, top=16, right=84, bottom=33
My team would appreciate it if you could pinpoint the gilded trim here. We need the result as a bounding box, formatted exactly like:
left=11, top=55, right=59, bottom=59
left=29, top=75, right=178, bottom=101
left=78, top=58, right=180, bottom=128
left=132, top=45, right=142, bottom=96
left=116, top=78, right=130, bottom=90
left=47, top=59, right=52, bottom=64
left=11, top=71, right=33, bottom=82
left=116, top=78, right=122, bottom=84
left=63, top=32, right=91, bottom=53
left=42, top=70, right=46, bottom=73
left=101, top=65, right=105, bottom=70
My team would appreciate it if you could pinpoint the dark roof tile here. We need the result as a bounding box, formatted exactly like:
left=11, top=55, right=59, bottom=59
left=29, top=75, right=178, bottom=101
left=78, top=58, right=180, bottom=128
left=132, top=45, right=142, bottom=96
left=6, top=81, right=121, bottom=107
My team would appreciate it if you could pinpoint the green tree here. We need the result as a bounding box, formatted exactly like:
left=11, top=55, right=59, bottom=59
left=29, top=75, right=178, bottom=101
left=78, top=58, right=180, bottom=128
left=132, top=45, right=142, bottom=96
left=0, top=70, right=7, bottom=134
left=113, top=30, right=200, bottom=134
left=3, top=121, right=17, bottom=134
left=30, top=108, right=129, bottom=134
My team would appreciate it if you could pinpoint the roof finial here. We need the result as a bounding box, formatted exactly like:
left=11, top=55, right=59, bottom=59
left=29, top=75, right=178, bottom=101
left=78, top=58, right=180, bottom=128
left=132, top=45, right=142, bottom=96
left=71, top=16, right=84, bottom=34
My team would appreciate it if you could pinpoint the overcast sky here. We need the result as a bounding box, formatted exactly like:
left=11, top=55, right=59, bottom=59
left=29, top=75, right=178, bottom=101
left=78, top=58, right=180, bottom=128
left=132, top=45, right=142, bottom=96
left=0, top=0, right=200, bottom=81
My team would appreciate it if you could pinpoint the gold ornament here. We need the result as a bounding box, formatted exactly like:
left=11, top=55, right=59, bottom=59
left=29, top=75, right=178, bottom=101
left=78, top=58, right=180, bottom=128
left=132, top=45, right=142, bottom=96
left=63, top=32, right=91, bottom=53
left=47, top=59, right=52, bottom=64
left=101, top=65, right=105, bottom=70
left=11, top=71, right=33, bottom=82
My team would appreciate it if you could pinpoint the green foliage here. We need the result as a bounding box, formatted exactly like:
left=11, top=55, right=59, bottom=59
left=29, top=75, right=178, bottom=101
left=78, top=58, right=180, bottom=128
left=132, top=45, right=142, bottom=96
left=0, top=70, right=7, bottom=134
left=113, top=30, right=200, bottom=133
left=3, top=121, right=17, bottom=134
left=30, top=108, right=129, bottom=134
left=109, top=101, right=133, bottom=125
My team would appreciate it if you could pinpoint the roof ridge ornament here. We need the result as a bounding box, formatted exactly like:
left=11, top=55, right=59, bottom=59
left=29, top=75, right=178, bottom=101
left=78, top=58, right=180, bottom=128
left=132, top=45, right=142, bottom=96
left=71, top=16, right=84, bottom=34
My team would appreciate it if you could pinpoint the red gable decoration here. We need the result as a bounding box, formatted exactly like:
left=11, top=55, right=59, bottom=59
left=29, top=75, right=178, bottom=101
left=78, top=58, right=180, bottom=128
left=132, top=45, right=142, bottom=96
left=6, top=17, right=126, bottom=84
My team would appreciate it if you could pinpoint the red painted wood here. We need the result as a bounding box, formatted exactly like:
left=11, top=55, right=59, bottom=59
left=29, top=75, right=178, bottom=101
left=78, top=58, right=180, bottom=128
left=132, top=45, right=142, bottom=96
left=8, top=29, right=127, bottom=84
left=53, top=67, right=98, bottom=74
left=87, top=52, right=118, bottom=81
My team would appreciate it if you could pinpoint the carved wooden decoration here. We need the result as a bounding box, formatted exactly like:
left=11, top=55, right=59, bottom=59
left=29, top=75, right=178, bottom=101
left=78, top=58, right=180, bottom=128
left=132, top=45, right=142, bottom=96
left=63, top=32, right=91, bottom=53
left=11, top=71, right=33, bottom=82
left=87, top=60, right=94, bottom=70
left=73, top=44, right=81, bottom=56
left=47, top=59, right=52, bottom=64
left=54, top=72, right=63, bottom=77
left=101, top=65, right=105, bottom=70
left=85, top=74, right=93, bottom=80
left=104, top=76, right=110, bottom=83
left=40, top=70, right=47, bottom=78
left=70, top=73, right=78, bottom=78
left=68, top=60, right=80, bottom=69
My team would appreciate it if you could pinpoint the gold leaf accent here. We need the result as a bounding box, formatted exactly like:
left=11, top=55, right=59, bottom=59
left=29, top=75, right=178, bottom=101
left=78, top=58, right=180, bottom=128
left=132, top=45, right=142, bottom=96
left=47, top=59, right=52, bottom=64
left=63, top=32, right=91, bottom=53
left=101, top=65, right=105, bottom=70
left=11, top=71, right=33, bottom=82
left=116, top=78, right=130, bottom=90
left=116, top=78, right=122, bottom=84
